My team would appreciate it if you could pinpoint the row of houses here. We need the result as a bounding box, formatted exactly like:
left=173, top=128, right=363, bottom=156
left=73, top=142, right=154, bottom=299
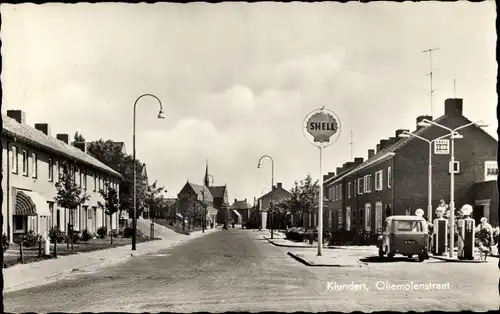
left=317, top=98, right=498, bottom=233
left=1, top=109, right=144, bottom=243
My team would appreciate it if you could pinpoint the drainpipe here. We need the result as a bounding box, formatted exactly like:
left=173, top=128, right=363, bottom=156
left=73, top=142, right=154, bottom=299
left=391, top=156, right=395, bottom=216
left=6, top=137, right=12, bottom=243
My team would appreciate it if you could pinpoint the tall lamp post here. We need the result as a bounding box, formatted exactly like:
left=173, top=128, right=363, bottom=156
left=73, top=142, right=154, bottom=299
left=417, top=119, right=487, bottom=258
left=397, top=131, right=455, bottom=221
left=257, top=155, right=275, bottom=239
left=132, top=94, right=165, bottom=251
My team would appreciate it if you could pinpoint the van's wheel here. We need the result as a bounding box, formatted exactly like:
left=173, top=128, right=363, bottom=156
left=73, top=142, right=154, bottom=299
left=418, top=253, right=426, bottom=262
left=406, top=255, right=413, bottom=259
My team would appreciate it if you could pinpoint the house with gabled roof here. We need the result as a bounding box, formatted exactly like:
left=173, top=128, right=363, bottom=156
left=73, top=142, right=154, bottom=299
left=323, top=98, right=498, bottom=234
left=177, top=181, right=217, bottom=228
left=2, top=110, right=124, bottom=243
left=231, top=198, right=251, bottom=225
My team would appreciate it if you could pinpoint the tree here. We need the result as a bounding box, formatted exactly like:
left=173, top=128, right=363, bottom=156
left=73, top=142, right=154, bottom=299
left=98, top=184, right=120, bottom=244
left=54, top=161, right=91, bottom=249
left=72, top=131, right=86, bottom=144
left=87, top=139, right=148, bottom=219
left=144, top=180, right=165, bottom=220
left=287, top=174, right=319, bottom=228
left=274, top=199, right=292, bottom=230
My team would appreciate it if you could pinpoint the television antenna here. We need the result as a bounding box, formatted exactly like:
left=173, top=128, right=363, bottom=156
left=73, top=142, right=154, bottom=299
left=422, top=47, right=441, bottom=117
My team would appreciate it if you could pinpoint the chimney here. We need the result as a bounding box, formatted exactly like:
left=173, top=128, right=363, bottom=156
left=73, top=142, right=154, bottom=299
left=6, top=110, right=26, bottom=124
left=376, top=144, right=381, bottom=153
left=345, top=162, right=354, bottom=170
left=34, top=123, right=51, bottom=135
left=395, top=129, right=410, bottom=138
left=336, top=167, right=342, bottom=175
left=73, top=142, right=87, bottom=153
left=328, top=172, right=335, bottom=178
left=416, top=115, right=433, bottom=130
left=368, top=149, right=375, bottom=159
left=56, top=134, right=69, bottom=144
left=277, top=182, right=282, bottom=189
left=354, top=157, right=364, bottom=166
left=323, top=175, right=329, bottom=181
left=244, top=198, right=247, bottom=202
left=444, top=98, right=463, bottom=115
left=387, top=136, right=397, bottom=146
left=379, top=139, right=389, bottom=150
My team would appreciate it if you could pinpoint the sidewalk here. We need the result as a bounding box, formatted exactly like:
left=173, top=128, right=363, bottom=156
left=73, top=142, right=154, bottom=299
left=287, top=249, right=368, bottom=268
left=263, top=234, right=376, bottom=251
left=4, top=227, right=219, bottom=293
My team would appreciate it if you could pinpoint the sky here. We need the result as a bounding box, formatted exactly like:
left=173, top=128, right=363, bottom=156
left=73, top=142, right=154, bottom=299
left=1, top=2, right=497, bottom=203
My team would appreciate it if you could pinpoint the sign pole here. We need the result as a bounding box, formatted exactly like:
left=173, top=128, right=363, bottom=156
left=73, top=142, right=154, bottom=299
left=318, top=144, right=324, bottom=256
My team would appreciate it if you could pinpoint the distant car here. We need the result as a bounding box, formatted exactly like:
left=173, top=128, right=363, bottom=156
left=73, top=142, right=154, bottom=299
left=378, top=215, right=429, bottom=262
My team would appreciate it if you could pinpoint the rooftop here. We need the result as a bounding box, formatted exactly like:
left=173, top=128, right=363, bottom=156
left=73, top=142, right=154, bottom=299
left=3, top=114, right=122, bottom=179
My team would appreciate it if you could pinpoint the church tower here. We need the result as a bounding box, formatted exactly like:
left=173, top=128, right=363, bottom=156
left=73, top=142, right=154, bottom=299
left=204, top=160, right=210, bottom=187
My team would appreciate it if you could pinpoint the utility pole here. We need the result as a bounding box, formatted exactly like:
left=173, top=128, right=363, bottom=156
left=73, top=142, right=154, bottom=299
left=422, top=47, right=441, bottom=117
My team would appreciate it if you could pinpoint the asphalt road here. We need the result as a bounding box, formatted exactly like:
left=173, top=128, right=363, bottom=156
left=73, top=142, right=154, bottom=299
left=4, top=229, right=498, bottom=312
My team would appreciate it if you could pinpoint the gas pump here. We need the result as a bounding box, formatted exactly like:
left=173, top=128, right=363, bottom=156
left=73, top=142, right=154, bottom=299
left=433, top=206, right=448, bottom=256
left=457, top=204, right=475, bottom=260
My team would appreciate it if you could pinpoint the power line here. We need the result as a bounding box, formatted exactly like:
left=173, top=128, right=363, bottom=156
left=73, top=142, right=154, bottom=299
left=422, top=47, right=441, bottom=117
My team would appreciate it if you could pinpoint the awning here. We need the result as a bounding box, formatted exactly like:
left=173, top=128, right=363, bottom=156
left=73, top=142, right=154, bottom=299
left=233, top=210, right=242, bottom=218
left=15, top=191, right=51, bottom=216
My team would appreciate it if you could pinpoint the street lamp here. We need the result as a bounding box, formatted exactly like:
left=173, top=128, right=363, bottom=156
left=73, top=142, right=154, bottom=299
left=257, top=155, right=275, bottom=239
left=398, top=131, right=455, bottom=222
left=132, top=94, right=165, bottom=251
left=201, top=190, right=207, bottom=233
left=417, top=119, right=487, bottom=258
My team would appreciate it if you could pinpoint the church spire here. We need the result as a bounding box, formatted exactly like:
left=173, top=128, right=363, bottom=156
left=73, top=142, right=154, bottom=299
left=204, top=159, right=209, bottom=187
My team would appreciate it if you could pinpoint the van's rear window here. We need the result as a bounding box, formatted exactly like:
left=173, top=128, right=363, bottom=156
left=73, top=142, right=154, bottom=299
left=396, top=221, right=423, bottom=232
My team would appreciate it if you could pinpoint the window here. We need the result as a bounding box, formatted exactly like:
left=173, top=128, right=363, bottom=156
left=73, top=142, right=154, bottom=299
left=22, top=150, right=28, bottom=176
left=449, top=161, right=460, bottom=174
left=93, top=173, right=97, bottom=192
left=98, top=176, right=102, bottom=190
left=358, top=208, right=364, bottom=228
left=32, top=152, right=38, bottom=178
left=364, top=174, right=372, bottom=193
left=375, top=170, right=383, bottom=191
left=364, top=203, right=371, bottom=231
left=485, top=161, right=498, bottom=181
left=375, top=202, right=383, bottom=232
left=387, top=166, right=392, bottom=188
left=345, top=207, right=351, bottom=231
left=338, top=209, right=343, bottom=229
left=357, top=178, right=363, bottom=195
left=48, top=158, right=54, bottom=182
left=396, top=220, right=423, bottom=232
left=83, top=169, right=88, bottom=190
left=11, top=146, right=18, bottom=174
left=340, top=185, right=342, bottom=200
left=335, top=186, right=338, bottom=201
left=57, top=161, right=61, bottom=183
left=48, top=202, right=54, bottom=228
left=347, top=182, right=352, bottom=199
left=75, top=168, right=80, bottom=186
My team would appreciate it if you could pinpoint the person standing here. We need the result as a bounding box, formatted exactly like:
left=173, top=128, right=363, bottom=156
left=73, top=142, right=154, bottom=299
left=475, top=217, right=493, bottom=261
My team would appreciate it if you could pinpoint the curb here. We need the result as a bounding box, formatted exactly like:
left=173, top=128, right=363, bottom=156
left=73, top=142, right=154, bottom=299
left=429, top=255, right=489, bottom=263
left=263, top=236, right=376, bottom=251
left=287, top=252, right=366, bottom=268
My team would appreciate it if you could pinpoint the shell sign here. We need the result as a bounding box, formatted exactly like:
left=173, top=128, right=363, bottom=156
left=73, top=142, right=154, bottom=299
left=306, top=111, right=339, bottom=143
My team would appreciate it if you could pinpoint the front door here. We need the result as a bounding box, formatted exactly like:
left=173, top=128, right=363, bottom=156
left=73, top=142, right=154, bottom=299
left=473, top=205, right=485, bottom=225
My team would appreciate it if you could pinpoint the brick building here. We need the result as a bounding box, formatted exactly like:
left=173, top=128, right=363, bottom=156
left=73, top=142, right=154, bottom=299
left=323, top=98, right=498, bottom=234
left=203, top=164, right=229, bottom=225
left=177, top=181, right=216, bottom=227
left=231, top=198, right=251, bottom=224
left=2, top=110, right=123, bottom=243
left=257, top=182, right=291, bottom=229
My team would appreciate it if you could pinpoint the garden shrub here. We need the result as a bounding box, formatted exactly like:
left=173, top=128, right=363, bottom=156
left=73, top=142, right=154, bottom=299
left=123, top=226, right=134, bottom=238
left=81, top=229, right=92, bottom=241
left=2, top=233, right=9, bottom=251
left=97, top=226, right=108, bottom=239
left=49, top=226, right=66, bottom=244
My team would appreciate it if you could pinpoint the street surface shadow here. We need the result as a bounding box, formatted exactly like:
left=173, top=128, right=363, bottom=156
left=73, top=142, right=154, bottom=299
left=360, top=256, right=423, bottom=263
